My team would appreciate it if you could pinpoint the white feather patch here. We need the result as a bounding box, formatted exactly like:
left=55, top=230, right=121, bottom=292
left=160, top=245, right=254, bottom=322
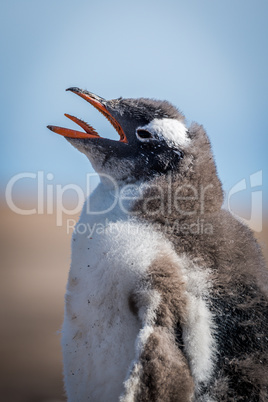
left=138, top=118, right=190, bottom=148
left=120, top=290, right=161, bottom=402
left=178, top=255, right=216, bottom=387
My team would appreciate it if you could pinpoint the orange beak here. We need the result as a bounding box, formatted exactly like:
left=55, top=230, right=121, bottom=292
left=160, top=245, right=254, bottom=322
left=47, top=87, right=128, bottom=143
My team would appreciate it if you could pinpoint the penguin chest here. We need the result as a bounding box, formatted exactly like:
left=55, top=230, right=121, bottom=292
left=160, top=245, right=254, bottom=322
left=62, top=219, right=154, bottom=401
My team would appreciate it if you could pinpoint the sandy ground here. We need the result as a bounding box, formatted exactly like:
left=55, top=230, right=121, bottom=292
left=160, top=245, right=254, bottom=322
left=0, top=206, right=267, bottom=402
left=0, top=207, right=74, bottom=402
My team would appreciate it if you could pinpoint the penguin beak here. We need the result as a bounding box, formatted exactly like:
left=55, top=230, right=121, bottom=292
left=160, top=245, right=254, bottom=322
left=47, top=87, right=128, bottom=143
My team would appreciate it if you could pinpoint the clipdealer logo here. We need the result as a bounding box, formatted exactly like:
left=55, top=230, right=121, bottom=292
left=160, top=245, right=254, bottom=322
left=227, top=170, right=263, bottom=232
left=4, top=170, right=263, bottom=232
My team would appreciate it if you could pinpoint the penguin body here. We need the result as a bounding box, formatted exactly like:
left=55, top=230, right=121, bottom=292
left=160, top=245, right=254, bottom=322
left=48, top=89, right=268, bottom=401
left=62, top=185, right=214, bottom=401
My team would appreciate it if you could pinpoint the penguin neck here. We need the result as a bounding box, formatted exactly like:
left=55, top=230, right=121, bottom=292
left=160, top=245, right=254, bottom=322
left=80, top=177, right=144, bottom=225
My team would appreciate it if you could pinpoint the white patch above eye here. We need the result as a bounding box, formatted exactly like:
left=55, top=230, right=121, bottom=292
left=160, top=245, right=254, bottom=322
left=137, top=118, right=190, bottom=148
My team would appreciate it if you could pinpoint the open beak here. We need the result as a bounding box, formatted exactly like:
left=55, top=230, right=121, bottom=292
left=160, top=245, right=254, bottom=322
left=47, top=87, right=128, bottom=143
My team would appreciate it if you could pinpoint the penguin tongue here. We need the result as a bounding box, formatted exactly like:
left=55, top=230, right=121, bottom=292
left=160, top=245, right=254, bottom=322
left=47, top=87, right=127, bottom=143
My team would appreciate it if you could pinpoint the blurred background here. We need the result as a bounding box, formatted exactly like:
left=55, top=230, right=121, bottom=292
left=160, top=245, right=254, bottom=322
left=1, top=0, right=267, bottom=401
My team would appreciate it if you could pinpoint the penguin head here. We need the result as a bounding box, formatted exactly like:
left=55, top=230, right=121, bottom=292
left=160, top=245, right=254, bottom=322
left=47, top=88, right=191, bottom=183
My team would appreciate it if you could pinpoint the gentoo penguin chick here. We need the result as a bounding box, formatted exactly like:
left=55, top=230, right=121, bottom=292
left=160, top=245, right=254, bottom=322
left=48, top=88, right=268, bottom=402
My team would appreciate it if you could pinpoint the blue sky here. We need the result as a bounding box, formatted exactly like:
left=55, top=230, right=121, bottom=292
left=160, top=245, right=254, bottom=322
left=1, top=0, right=267, bottom=214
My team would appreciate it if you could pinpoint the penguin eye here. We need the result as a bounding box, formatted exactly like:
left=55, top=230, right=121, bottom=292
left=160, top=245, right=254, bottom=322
left=136, top=129, right=153, bottom=141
